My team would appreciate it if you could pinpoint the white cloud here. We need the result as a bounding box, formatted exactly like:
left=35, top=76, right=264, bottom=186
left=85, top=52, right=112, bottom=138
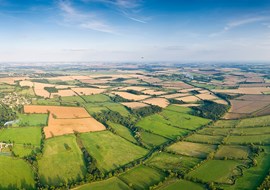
left=58, top=0, right=116, bottom=33
left=225, top=16, right=269, bottom=31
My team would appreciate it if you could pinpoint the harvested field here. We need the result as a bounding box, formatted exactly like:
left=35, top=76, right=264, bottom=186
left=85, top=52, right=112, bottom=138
left=214, top=87, right=270, bottom=95
left=72, top=87, right=105, bottom=95
left=175, top=103, right=200, bottom=107
left=162, top=81, right=193, bottom=89
left=176, top=95, right=200, bottom=103
left=161, top=93, right=189, bottom=99
left=45, top=114, right=105, bottom=138
left=0, top=77, right=28, bottom=84
left=196, top=93, right=217, bottom=100
left=120, top=86, right=149, bottom=91
left=51, top=89, right=77, bottom=98
left=121, top=102, right=149, bottom=109
left=20, top=80, right=34, bottom=87
left=142, top=98, right=169, bottom=108
left=142, top=89, right=166, bottom=95
left=112, top=91, right=150, bottom=101
left=212, top=99, right=228, bottom=105
left=24, top=105, right=105, bottom=138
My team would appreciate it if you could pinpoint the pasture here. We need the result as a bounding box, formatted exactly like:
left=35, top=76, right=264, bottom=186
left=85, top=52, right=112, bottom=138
left=80, top=131, right=148, bottom=172
left=38, top=135, right=86, bottom=186
left=136, top=114, right=189, bottom=139
left=158, top=179, right=206, bottom=190
left=0, top=156, right=35, bottom=189
left=119, top=165, right=166, bottom=190
left=16, top=113, right=48, bottom=127
left=75, top=177, right=131, bottom=190
left=146, top=152, right=202, bottom=174
left=107, top=122, right=137, bottom=143
left=215, top=145, right=250, bottom=159
left=187, top=160, right=245, bottom=184
left=185, top=134, right=224, bottom=144
left=139, top=131, right=168, bottom=148
left=166, top=141, right=217, bottom=158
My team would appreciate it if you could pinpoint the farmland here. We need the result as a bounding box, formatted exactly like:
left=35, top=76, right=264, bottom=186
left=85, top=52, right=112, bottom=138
left=1, top=63, right=270, bottom=190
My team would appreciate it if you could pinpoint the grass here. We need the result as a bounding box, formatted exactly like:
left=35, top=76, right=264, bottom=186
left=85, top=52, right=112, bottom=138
left=161, top=107, right=210, bottom=130
left=185, top=134, right=224, bottom=144
left=84, top=103, right=109, bottom=114
left=146, top=152, right=202, bottom=174
left=16, top=113, right=48, bottom=127
left=226, top=134, right=270, bottom=144
left=80, top=131, right=148, bottom=173
left=136, top=114, right=189, bottom=139
left=75, top=177, right=131, bottom=190
left=166, top=141, right=216, bottom=158
left=220, top=149, right=270, bottom=190
left=140, top=131, right=168, bottom=148
left=32, top=98, right=61, bottom=106
left=0, top=127, right=42, bottom=146
left=38, top=135, right=86, bottom=186
left=104, top=102, right=130, bottom=117
left=231, top=126, right=270, bottom=135
left=107, top=122, right=137, bottom=143
left=212, top=120, right=239, bottom=128
left=198, top=127, right=232, bottom=136
left=82, top=94, right=111, bottom=103
left=237, top=115, right=270, bottom=127
left=60, top=96, right=85, bottom=104
left=0, top=156, right=35, bottom=189
left=187, top=160, right=245, bottom=184
left=157, top=179, right=206, bottom=190
left=119, top=165, right=166, bottom=190
left=215, top=145, right=250, bottom=160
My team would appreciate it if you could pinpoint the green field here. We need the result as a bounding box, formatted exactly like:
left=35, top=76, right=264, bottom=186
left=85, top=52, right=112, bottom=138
left=0, top=127, right=42, bottom=146
left=0, top=156, right=35, bottom=189
left=38, top=135, right=86, bottom=186
left=82, top=94, right=111, bottom=103
left=161, top=105, right=210, bottom=130
left=107, top=122, right=137, bottom=143
left=198, top=127, right=231, bottom=136
left=166, top=141, right=217, bottom=158
left=146, top=152, right=202, bottom=174
left=212, top=120, right=238, bottom=128
left=119, top=165, right=166, bottom=190
left=185, top=134, right=224, bottom=144
left=136, top=114, right=189, bottom=139
left=237, top=115, right=270, bottom=127
left=220, top=150, right=270, bottom=190
left=75, top=177, right=131, bottom=190
left=227, top=134, right=270, bottom=144
left=187, top=160, right=245, bottom=184
left=215, top=145, right=250, bottom=159
left=140, top=131, right=168, bottom=148
left=32, top=98, right=61, bottom=106
left=16, top=113, right=48, bottom=127
left=84, top=102, right=109, bottom=114
left=158, top=179, right=206, bottom=190
left=231, top=126, right=270, bottom=135
left=104, top=102, right=130, bottom=117
left=80, top=131, right=148, bottom=172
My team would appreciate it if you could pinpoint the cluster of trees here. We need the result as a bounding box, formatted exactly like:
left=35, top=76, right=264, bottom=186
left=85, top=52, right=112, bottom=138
left=126, top=89, right=145, bottom=95
left=0, top=104, right=17, bottom=127
left=132, top=105, right=162, bottom=117
left=44, top=87, right=58, bottom=93
left=191, top=100, right=229, bottom=120
left=110, top=94, right=131, bottom=102
left=168, top=98, right=184, bottom=104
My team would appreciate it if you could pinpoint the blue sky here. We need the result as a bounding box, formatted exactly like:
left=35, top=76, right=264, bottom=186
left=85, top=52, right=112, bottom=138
left=0, top=0, right=270, bottom=62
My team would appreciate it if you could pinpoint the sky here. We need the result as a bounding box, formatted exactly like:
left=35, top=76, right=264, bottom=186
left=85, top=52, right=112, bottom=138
left=0, top=0, right=270, bottom=62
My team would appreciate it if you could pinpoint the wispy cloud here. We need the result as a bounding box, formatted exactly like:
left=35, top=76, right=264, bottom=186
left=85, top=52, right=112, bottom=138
left=83, top=0, right=149, bottom=23
left=210, top=15, right=270, bottom=37
left=58, top=0, right=116, bottom=33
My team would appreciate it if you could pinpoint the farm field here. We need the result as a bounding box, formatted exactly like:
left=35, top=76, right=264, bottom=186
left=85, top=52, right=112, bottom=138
left=80, top=131, right=148, bottom=172
left=38, top=135, right=87, bottom=186
left=1, top=64, right=270, bottom=190
left=119, top=165, right=166, bottom=190
left=0, top=156, right=35, bottom=189
left=187, top=160, right=245, bottom=184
